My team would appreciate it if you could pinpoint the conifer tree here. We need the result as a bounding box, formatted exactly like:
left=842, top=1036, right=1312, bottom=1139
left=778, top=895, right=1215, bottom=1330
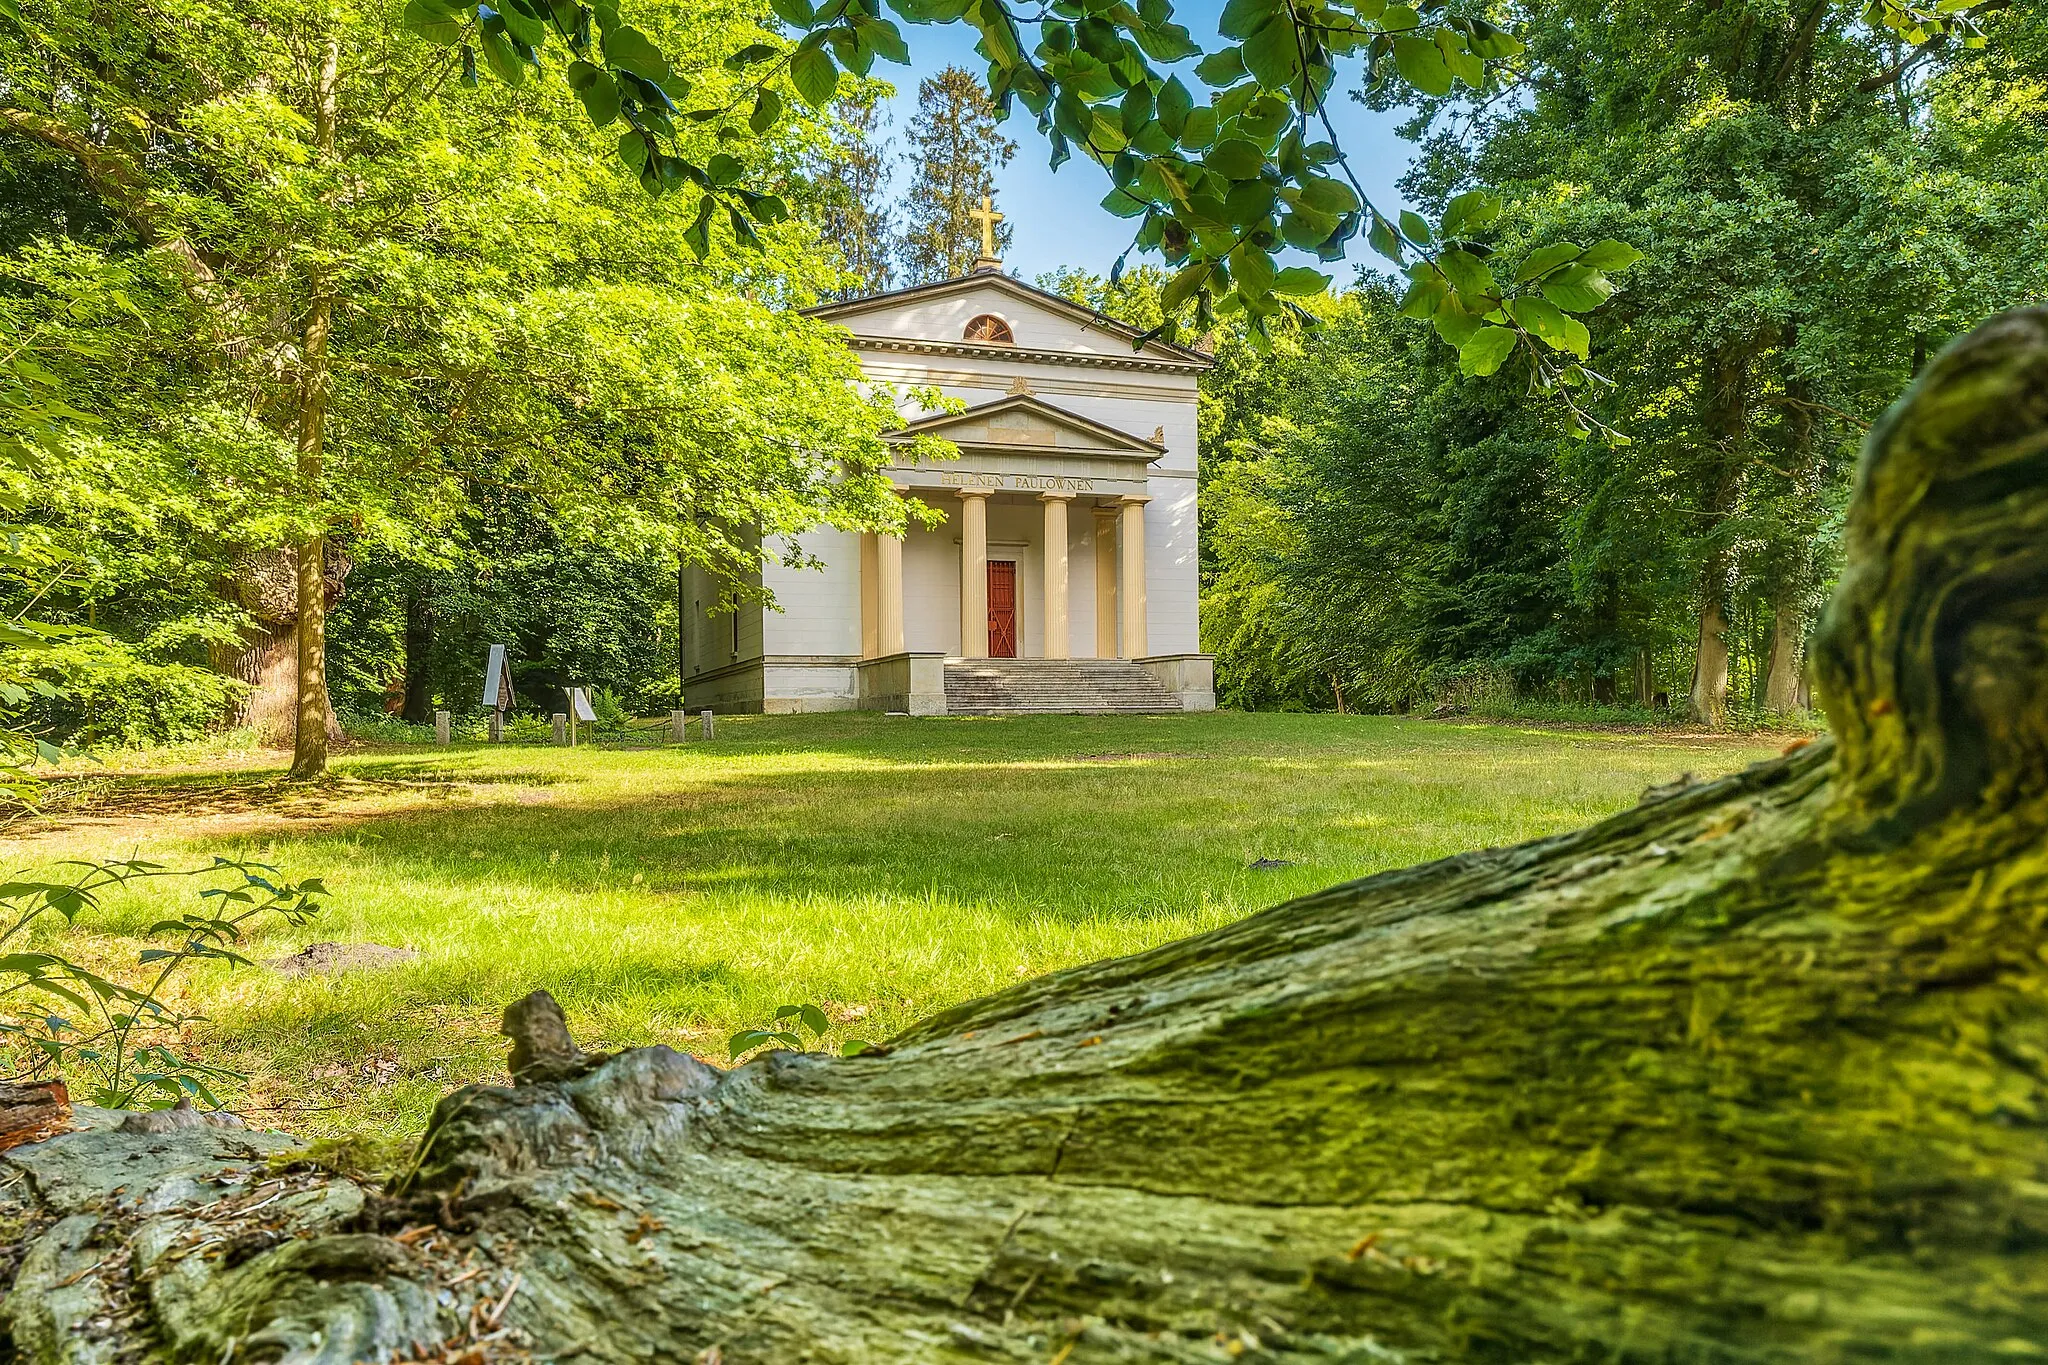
left=898, top=67, right=1014, bottom=284
left=817, top=92, right=899, bottom=298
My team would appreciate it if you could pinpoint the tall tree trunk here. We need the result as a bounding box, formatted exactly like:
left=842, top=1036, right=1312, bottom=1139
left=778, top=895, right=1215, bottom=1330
left=1689, top=581, right=1731, bottom=724
left=401, top=588, right=434, bottom=725
left=1690, top=342, right=1752, bottom=728
left=9, top=312, right=2048, bottom=1361
left=286, top=37, right=340, bottom=782
left=1764, top=592, right=1805, bottom=713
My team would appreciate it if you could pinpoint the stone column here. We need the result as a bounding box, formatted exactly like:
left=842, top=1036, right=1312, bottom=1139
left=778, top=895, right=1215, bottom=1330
left=859, top=532, right=880, bottom=659
left=1118, top=496, right=1150, bottom=660
left=1093, top=505, right=1119, bottom=659
left=959, top=489, right=990, bottom=659
left=876, top=528, right=905, bottom=657
left=1039, top=493, right=1072, bottom=660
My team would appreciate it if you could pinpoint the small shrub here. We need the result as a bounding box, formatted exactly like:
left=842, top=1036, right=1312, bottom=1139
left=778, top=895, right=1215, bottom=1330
left=0, top=858, right=324, bottom=1109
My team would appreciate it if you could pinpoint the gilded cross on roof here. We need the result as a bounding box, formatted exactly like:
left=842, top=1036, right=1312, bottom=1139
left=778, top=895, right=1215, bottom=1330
left=969, top=194, right=1004, bottom=267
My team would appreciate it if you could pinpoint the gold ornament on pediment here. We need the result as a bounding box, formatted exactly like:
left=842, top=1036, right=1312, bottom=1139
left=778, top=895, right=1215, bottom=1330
left=1009, top=376, right=1033, bottom=395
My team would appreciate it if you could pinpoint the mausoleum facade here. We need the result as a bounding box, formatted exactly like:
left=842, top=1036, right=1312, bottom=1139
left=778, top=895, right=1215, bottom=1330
left=680, top=253, right=1214, bottom=716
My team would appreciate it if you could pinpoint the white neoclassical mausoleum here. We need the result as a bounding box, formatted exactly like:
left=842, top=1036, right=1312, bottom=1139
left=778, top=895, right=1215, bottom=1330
left=680, top=223, right=1215, bottom=716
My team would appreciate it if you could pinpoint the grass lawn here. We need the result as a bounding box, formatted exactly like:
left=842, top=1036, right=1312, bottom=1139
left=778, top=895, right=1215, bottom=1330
left=3, top=712, right=1786, bottom=1141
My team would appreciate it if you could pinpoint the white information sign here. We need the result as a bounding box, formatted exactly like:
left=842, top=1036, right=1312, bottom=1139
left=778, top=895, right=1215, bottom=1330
left=569, top=687, right=597, bottom=723
left=480, top=645, right=515, bottom=710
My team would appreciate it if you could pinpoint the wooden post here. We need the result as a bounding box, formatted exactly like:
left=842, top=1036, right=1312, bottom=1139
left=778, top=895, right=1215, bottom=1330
left=671, top=710, right=687, bottom=742
left=553, top=713, right=567, bottom=746
left=569, top=708, right=577, bottom=748
left=435, top=710, right=450, bottom=745
left=489, top=709, right=504, bottom=743
left=700, top=709, right=715, bottom=741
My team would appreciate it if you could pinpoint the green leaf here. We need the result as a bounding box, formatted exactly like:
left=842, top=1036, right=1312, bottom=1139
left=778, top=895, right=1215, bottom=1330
left=1436, top=247, right=1496, bottom=298
left=769, top=0, right=815, bottom=23
left=1194, top=46, right=1247, bottom=85
left=1439, top=189, right=1501, bottom=238
left=575, top=70, right=621, bottom=126
left=1242, top=15, right=1301, bottom=91
left=1204, top=137, right=1263, bottom=180
left=1438, top=28, right=1482, bottom=88
left=1160, top=261, right=1211, bottom=311
left=403, top=0, right=465, bottom=46
left=1367, top=213, right=1403, bottom=262
left=1178, top=106, right=1219, bottom=150
left=706, top=153, right=744, bottom=186
left=496, top=0, right=548, bottom=48
left=1231, top=241, right=1276, bottom=296
left=1539, top=264, right=1615, bottom=312
left=1156, top=76, right=1193, bottom=137
left=729, top=1029, right=772, bottom=1059
left=1579, top=238, right=1645, bottom=272
left=790, top=45, right=839, bottom=108
left=841, top=1039, right=877, bottom=1057
left=1466, top=17, right=1523, bottom=59
left=1391, top=34, right=1453, bottom=97
left=1102, top=186, right=1150, bottom=217
left=1397, top=267, right=1448, bottom=319
left=617, top=130, right=650, bottom=171
left=1458, top=325, right=1519, bottom=377
left=1508, top=295, right=1590, bottom=359
left=749, top=87, right=783, bottom=134
left=602, top=25, right=669, bottom=82
left=799, top=1003, right=831, bottom=1036
left=724, top=42, right=780, bottom=71
left=1432, top=290, right=1483, bottom=346
left=1218, top=0, right=1277, bottom=41
left=477, top=23, right=527, bottom=84
left=1299, top=175, right=1359, bottom=216
left=857, top=16, right=910, bottom=64
left=1513, top=241, right=1583, bottom=283
left=1272, top=265, right=1331, bottom=296
left=1398, top=209, right=1432, bottom=247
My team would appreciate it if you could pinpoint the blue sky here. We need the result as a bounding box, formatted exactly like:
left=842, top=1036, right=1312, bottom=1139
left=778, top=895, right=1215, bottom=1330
left=872, top=1, right=1423, bottom=282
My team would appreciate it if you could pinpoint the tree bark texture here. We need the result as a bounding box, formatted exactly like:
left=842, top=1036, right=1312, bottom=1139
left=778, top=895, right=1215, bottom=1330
left=215, top=549, right=348, bottom=747
left=7, top=310, right=2048, bottom=1361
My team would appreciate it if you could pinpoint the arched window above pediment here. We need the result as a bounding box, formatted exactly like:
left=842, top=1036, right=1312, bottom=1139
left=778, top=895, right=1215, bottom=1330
left=963, top=314, right=1015, bottom=344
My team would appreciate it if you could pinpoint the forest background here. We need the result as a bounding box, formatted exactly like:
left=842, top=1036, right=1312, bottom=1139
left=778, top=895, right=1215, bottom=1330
left=4, top=0, right=2046, bottom=754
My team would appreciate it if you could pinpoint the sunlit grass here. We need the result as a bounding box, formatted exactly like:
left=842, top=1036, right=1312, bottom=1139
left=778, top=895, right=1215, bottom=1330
left=3, top=712, right=1784, bottom=1140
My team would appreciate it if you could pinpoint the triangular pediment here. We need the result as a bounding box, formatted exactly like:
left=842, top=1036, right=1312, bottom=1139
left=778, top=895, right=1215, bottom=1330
left=806, top=272, right=1210, bottom=368
left=887, top=395, right=1165, bottom=460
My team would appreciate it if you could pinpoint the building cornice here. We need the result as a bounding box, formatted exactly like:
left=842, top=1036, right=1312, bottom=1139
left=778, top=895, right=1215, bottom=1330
left=847, top=334, right=1211, bottom=376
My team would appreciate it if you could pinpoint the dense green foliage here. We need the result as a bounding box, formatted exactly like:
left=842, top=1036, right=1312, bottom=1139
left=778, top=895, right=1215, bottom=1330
left=1200, top=1, right=2048, bottom=716
left=0, top=0, right=947, bottom=759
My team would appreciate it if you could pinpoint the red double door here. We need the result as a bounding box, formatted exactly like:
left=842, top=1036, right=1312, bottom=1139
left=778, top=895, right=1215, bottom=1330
left=987, top=561, right=1018, bottom=658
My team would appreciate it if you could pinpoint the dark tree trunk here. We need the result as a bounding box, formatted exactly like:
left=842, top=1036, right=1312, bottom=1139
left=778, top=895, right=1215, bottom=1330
left=9, top=311, right=2048, bottom=1361
left=401, top=589, right=435, bottom=725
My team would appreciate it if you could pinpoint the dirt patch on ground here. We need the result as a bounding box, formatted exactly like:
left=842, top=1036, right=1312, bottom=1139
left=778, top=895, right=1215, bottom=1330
left=268, top=941, right=419, bottom=976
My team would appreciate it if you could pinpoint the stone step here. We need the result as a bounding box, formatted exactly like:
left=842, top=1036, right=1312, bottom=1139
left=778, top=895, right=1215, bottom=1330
left=943, top=658, right=1182, bottom=715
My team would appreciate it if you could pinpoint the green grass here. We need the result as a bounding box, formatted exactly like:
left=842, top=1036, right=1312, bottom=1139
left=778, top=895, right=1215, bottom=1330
left=4, top=712, right=1785, bottom=1139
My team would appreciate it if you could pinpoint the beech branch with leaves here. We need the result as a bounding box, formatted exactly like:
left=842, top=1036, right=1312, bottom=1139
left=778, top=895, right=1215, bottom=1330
left=400, top=0, right=1983, bottom=435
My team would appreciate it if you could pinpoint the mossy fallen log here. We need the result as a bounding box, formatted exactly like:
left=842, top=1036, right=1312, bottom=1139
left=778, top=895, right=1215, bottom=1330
left=5, top=310, right=2048, bottom=1363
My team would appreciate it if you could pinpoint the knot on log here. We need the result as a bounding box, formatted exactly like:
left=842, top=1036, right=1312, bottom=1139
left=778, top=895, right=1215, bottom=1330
left=503, top=989, right=604, bottom=1084
left=1814, top=307, right=2048, bottom=845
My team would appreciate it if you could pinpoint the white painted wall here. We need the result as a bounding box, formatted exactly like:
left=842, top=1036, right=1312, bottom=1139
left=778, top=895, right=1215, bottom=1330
left=762, top=531, right=861, bottom=657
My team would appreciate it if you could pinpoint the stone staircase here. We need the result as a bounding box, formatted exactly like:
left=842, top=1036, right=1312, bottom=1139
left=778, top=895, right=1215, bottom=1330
left=943, top=658, right=1183, bottom=715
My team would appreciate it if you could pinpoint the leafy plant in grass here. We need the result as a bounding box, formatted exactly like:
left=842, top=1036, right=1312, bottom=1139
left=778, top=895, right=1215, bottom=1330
left=0, top=858, right=325, bottom=1109
left=730, top=1002, right=876, bottom=1061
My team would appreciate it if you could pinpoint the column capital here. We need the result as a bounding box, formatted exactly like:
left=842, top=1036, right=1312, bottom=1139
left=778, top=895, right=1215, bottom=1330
left=1113, top=494, right=1153, bottom=508
left=1037, top=490, right=1076, bottom=503
left=956, top=486, right=994, bottom=501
